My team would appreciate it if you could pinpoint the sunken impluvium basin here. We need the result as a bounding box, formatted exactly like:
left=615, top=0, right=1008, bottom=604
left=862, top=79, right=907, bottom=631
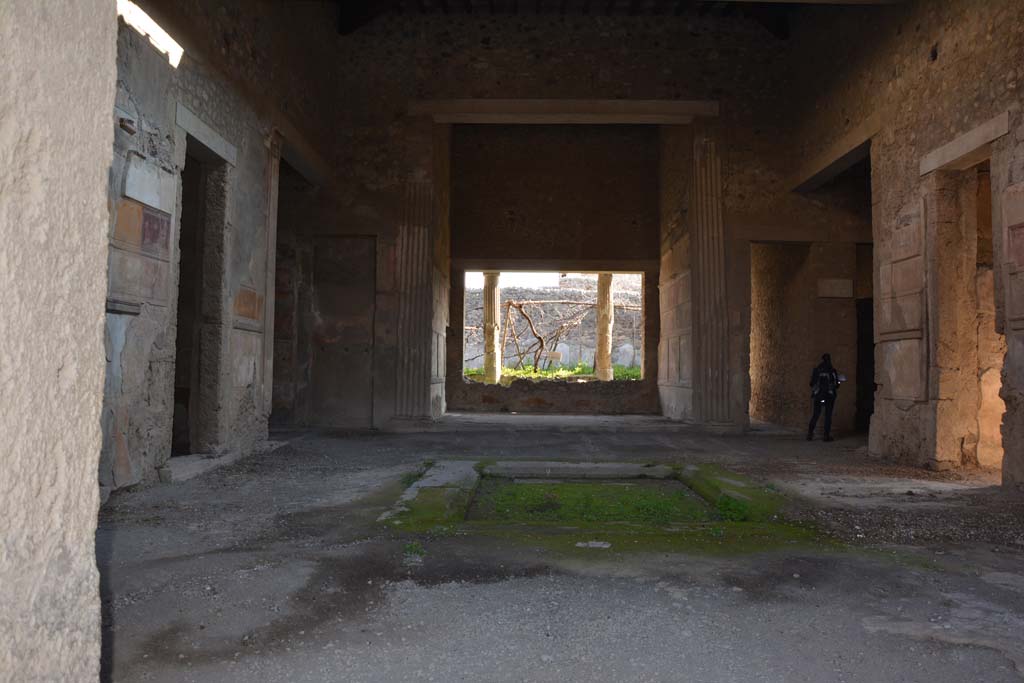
left=380, top=460, right=827, bottom=555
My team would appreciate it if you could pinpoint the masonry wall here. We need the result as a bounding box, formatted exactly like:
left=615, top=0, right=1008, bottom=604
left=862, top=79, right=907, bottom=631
left=101, top=22, right=282, bottom=492
left=124, top=7, right=874, bottom=430
left=750, top=244, right=813, bottom=429
left=326, top=11, right=876, bottom=426
left=0, top=1, right=115, bottom=677
left=446, top=124, right=659, bottom=413
left=451, top=125, right=660, bottom=262
left=788, top=0, right=1024, bottom=483
left=658, top=125, right=695, bottom=420
left=749, top=243, right=860, bottom=432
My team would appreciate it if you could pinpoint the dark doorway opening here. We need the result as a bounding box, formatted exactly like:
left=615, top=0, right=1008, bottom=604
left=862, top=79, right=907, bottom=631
left=270, top=159, right=316, bottom=426
left=171, top=152, right=205, bottom=455
left=170, top=140, right=228, bottom=456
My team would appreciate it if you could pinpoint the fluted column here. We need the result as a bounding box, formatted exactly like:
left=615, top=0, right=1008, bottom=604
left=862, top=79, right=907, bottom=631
left=483, top=271, right=502, bottom=384
left=692, top=130, right=730, bottom=423
left=395, top=179, right=435, bottom=418
left=595, top=273, right=614, bottom=381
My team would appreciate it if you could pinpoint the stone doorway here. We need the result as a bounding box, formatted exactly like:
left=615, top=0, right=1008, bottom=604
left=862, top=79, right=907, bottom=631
left=170, top=141, right=229, bottom=456
left=925, top=162, right=1007, bottom=470
left=967, top=163, right=1006, bottom=468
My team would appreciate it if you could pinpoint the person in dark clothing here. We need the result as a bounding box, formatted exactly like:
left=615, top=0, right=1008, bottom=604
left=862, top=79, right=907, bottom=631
left=808, top=353, right=842, bottom=442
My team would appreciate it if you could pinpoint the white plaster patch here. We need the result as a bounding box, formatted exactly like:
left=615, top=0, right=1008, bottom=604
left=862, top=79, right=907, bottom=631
left=124, top=155, right=176, bottom=213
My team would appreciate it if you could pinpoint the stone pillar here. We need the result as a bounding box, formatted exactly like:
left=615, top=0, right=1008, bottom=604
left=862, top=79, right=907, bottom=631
left=596, top=273, right=615, bottom=381
left=395, top=179, right=435, bottom=418
left=483, top=271, right=502, bottom=384
left=692, top=129, right=731, bottom=424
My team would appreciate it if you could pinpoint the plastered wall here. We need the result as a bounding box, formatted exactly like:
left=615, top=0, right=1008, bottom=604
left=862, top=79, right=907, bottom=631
left=101, top=22, right=280, bottom=493
left=0, top=1, right=116, bottom=677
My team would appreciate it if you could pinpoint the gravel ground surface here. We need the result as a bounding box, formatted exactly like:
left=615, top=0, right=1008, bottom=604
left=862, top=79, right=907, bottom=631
left=98, top=420, right=1024, bottom=682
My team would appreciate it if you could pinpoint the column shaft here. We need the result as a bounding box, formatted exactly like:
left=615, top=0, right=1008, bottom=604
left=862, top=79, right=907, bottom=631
left=483, top=272, right=502, bottom=384
left=595, top=273, right=615, bottom=381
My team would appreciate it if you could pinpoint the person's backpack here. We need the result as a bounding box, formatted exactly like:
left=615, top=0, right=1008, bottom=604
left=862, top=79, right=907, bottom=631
left=813, top=368, right=836, bottom=399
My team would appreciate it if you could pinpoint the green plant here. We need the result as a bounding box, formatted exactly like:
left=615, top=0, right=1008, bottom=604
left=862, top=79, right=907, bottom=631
left=474, top=459, right=497, bottom=475
left=463, top=362, right=643, bottom=383
left=473, top=481, right=709, bottom=525
left=403, top=541, right=426, bottom=556
left=716, top=495, right=751, bottom=522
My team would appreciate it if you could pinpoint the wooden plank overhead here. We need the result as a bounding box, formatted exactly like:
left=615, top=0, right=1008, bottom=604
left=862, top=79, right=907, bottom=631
left=409, top=99, right=718, bottom=124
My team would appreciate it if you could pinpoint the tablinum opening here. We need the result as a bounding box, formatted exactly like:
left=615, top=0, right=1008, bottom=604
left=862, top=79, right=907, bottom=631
left=462, top=271, right=645, bottom=384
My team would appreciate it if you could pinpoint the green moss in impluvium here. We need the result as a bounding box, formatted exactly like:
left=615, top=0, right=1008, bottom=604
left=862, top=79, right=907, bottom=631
left=388, top=487, right=472, bottom=533
left=465, top=520, right=832, bottom=556
left=677, top=464, right=787, bottom=522
left=470, top=480, right=711, bottom=526
left=385, top=462, right=830, bottom=556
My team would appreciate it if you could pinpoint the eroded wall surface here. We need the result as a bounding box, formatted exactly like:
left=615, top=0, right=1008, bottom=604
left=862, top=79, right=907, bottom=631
left=658, top=126, right=695, bottom=420
left=0, top=0, right=115, bottom=677
left=101, top=22, right=281, bottom=492
left=789, top=0, right=1024, bottom=482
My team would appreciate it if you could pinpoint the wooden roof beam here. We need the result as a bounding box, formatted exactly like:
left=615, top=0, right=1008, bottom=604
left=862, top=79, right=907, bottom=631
left=409, top=98, right=718, bottom=124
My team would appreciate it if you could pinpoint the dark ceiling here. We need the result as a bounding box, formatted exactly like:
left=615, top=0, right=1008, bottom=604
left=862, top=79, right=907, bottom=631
left=334, top=0, right=850, bottom=40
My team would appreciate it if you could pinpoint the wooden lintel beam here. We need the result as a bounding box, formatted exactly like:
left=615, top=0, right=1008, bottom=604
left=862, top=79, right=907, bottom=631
left=435, top=113, right=695, bottom=124
left=410, top=99, right=719, bottom=124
